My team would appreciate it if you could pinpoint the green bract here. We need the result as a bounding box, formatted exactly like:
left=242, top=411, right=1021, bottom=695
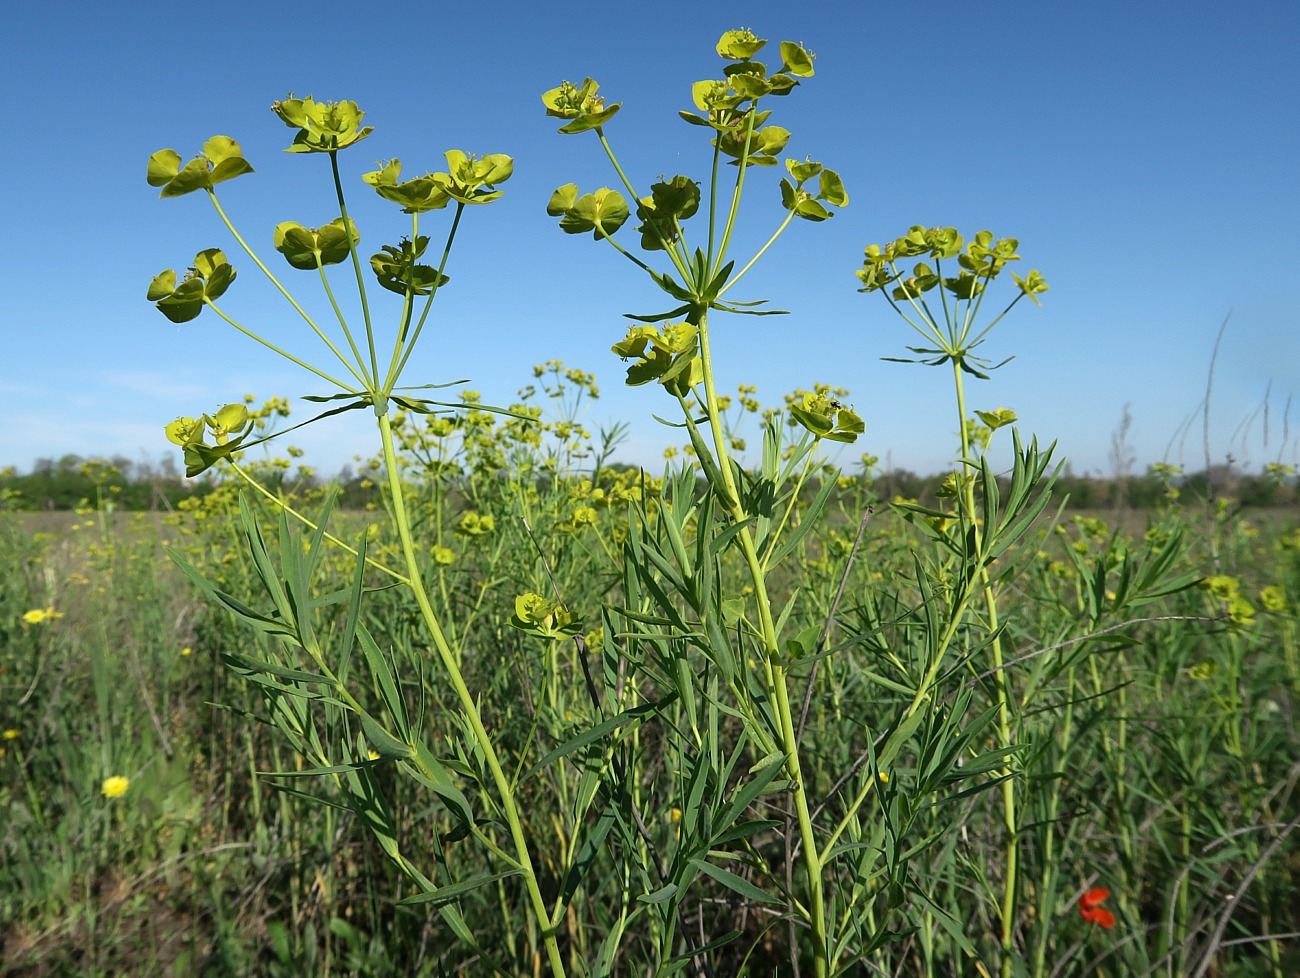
left=273, top=218, right=359, bottom=270
left=788, top=391, right=864, bottom=443
left=509, top=593, right=584, bottom=641
left=162, top=403, right=253, bottom=476
left=363, top=152, right=513, bottom=212
left=363, top=159, right=452, bottom=212
left=147, top=136, right=254, bottom=198
left=779, top=159, right=848, bottom=221
left=715, top=29, right=766, bottom=61
left=975, top=407, right=1018, bottom=430
left=271, top=96, right=373, bottom=153
left=541, top=78, right=621, bottom=134
left=611, top=323, right=702, bottom=393
left=437, top=150, right=514, bottom=205
left=547, top=185, right=630, bottom=238
left=147, top=249, right=237, bottom=323
left=635, top=177, right=701, bottom=251
left=891, top=262, right=941, bottom=300
left=1013, top=269, right=1050, bottom=304
left=716, top=123, right=790, bottom=166
left=370, top=237, right=450, bottom=296
left=778, top=40, right=816, bottom=78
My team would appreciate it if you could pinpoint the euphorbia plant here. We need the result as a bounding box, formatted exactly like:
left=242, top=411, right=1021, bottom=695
left=856, top=226, right=1055, bottom=975
left=147, top=99, right=577, bottom=976
left=544, top=29, right=860, bottom=974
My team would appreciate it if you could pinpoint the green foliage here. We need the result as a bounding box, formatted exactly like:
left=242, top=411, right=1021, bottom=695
left=6, top=23, right=1272, bottom=978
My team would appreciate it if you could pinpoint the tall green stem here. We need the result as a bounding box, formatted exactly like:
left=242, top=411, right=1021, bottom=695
left=951, top=360, right=1018, bottom=977
left=696, top=309, right=828, bottom=976
left=376, top=412, right=567, bottom=978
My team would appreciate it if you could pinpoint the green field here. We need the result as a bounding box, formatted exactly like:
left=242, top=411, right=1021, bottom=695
left=2, top=442, right=1298, bottom=976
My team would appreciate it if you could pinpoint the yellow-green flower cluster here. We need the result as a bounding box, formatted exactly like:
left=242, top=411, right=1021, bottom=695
left=1198, top=575, right=1256, bottom=626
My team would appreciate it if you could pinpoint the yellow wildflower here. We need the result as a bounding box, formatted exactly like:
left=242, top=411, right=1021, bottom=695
left=22, top=607, right=63, bottom=625
left=180, top=646, right=193, bottom=656
left=101, top=776, right=130, bottom=799
left=3, top=729, right=19, bottom=740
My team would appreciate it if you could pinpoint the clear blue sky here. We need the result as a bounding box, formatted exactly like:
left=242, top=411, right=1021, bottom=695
left=3, top=0, right=1297, bottom=479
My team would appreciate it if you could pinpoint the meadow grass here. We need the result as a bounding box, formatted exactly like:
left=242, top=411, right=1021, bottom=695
left=2, top=405, right=1297, bottom=976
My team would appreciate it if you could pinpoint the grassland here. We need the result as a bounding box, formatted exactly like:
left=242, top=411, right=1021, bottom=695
left=2, top=431, right=1298, bottom=977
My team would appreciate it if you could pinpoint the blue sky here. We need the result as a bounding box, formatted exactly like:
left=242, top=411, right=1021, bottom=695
left=2, top=0, right=1297, bottom=479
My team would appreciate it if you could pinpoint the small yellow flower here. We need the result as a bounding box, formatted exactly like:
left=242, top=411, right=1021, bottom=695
left=180, top=646, right=193, bottom=656
left=367, top=749, right=381, bottom=761
left=670, top=807, right=682, bottom=823
left=101, top=775, right=130, bottom=799
left=3, top=729, right=19, bottom=740
left=22, top=607, right=63, bottom=625
left=877, top=771, right=890, bottom=784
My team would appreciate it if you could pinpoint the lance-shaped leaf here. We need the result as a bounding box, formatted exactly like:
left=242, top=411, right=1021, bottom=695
left=362, top=159, right=452, bottom=213
left=147, top=137, right=254, bottom=198
left=273, top=218, right=359, bottom=270
left=271, top=96, right=373, bottom=153
left=547, top=184, right=629, bottom=239
left=542, top=78, right=622, bottom=134
left=370, top=237, right=450, bottom=296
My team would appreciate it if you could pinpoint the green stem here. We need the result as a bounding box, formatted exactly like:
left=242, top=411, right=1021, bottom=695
left=595, top=128, right=691, bottom=281
left=696, top=308, right=828, bottom=976
left=376, top=412, right=567, bottom=978
left=391, top=204, right=465, bottom=386
left=205, top=302, right=358, bottom=391
left=716, top=210, right=796, bottom=300
left=316, top=263, right=371, bottom=374
left=207, top=190, right=370, bottom=389
left=330, top=152, right=381, bottom=389
left=951, top=359, right=1018, bottom=978
left=712, top=109, right=759, bottom=272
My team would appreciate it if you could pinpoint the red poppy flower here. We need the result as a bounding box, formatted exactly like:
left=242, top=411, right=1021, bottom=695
left=1079, top=887, right=1115, bottom=928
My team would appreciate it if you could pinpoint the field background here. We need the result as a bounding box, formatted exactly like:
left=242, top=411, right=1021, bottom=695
left=2, top=399, right=1298, bottom=976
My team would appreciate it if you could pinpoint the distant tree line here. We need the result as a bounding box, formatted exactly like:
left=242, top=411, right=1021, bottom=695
left=2, top=454, right=1294, bottom=513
